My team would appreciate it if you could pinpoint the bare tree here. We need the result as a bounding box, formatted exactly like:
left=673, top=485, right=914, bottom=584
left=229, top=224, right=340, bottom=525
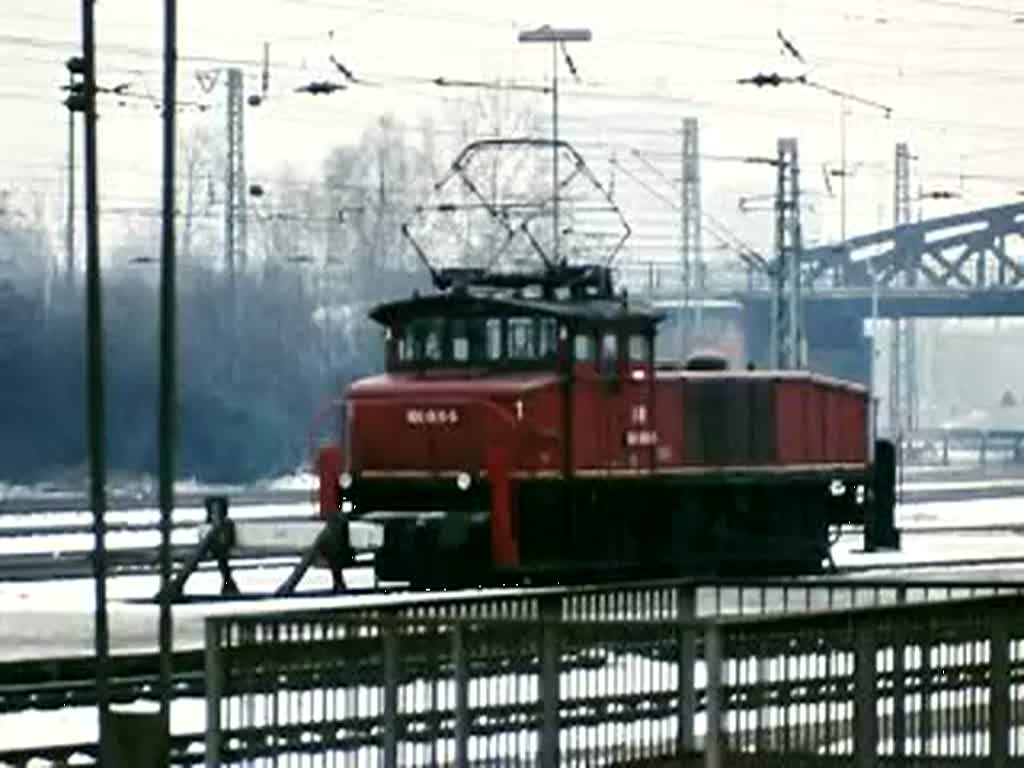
left=177, top=124, right=219, bottom=266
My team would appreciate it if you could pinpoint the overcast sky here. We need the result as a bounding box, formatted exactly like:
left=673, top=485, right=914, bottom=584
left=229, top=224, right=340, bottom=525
left=4, top=0, right=1024, bottom=273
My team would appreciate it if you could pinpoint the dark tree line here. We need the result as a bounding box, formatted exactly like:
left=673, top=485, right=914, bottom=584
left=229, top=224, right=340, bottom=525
left=1, top=101, right=547, bottom=486
left=0, top=264, right=422, bottom=484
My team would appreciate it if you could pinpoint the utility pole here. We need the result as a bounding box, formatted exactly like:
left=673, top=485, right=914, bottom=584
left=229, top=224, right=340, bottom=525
left=157, top=0, right=178, bottom=749
left=889, top=141, right=915, bottom=435
left=65, top=4, right=110, bottom=759
left=224, top=68, right=247, bottom=276
left=680, top=116, right=702, bottom=355
left=66, top=65, right=76, bottom=287
left=771, top=137, right=805, bottom=369
left=224, top=67, right=246, bottom=385
left=680, top=117, right=699, bottom=296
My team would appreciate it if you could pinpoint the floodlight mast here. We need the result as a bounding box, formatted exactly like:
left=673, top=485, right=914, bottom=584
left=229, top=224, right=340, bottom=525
left=517, top=25, right=592, bottom=268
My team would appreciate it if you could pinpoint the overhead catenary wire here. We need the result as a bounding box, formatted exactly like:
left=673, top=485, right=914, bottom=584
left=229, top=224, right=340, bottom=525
left=8, top=0, right=1024, bottom=271
left=4, top=24, right=1024, bottom=146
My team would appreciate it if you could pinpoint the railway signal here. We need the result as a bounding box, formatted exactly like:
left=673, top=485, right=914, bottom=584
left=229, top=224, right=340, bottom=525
left=63, top=56, right=87, bottom=112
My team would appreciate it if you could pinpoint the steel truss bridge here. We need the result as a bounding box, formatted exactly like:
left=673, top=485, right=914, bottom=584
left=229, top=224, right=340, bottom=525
left=621, top=200, right=1024, bottom=432
left=719, top=200, right=1024, bottom=314
left=625, top=201, right=1024, bottom=312
left=802, top=201, right=1024, bottom=296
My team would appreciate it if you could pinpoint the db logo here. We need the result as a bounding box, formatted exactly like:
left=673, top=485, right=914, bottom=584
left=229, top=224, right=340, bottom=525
left=406, top=407, right=460, bottom=426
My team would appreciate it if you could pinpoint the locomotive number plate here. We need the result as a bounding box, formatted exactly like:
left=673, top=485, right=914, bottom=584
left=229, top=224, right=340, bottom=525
left=405, top=407, right=460, bottom=426
left=625, top=429, right=658, bottom=447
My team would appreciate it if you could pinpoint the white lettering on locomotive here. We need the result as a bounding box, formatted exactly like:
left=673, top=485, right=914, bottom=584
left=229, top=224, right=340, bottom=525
left=405, top=407, right=459, bottom=426
left=630, top=404, right=647, bottom=425
left=625, top=429, right=658, bottom=447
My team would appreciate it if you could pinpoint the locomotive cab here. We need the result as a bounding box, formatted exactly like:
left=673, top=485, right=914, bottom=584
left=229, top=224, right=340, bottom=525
left=318, top=261, right=890, bottom=587
left=334, top=267, right=673, bottom=586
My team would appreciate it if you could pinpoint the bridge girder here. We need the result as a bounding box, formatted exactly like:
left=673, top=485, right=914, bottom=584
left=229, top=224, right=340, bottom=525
left=801, top=202, right=1024, bottom=291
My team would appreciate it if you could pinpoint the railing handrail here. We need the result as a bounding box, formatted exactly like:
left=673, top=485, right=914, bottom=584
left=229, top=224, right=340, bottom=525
left=202, top=575, right=1024, bottom=627
left=208, top=590, right=1024, bottom=638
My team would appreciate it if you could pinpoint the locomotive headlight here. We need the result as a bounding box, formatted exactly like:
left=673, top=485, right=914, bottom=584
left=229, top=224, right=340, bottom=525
left=340, top=471, right=353, bottom=490
left=456, top=472, right=472, bottom=491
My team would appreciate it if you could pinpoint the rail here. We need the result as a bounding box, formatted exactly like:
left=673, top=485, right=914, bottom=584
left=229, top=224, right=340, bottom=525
left=0, top=487, right=312, bottom=515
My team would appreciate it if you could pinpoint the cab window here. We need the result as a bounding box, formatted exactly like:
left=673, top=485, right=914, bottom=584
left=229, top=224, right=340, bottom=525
left=600, top=333, right=618, bottom=372
left=486, top=318, right=503, bottom=360
left=398, top=323, right=422, bottom=362
left=629, top=334, right=650, bottom=363
left=389, top=314, right=563, bottom=369
left=574, top=333, right=596, bottom=363
left=398, top=331, right=414, bottom=363
left=423, top=324, right=442, bottom=361
left=508, top=317, right=536, bottom=360
left=451, top=318, right=470, bottom=362
left=538, top=318, right=559, bottom=360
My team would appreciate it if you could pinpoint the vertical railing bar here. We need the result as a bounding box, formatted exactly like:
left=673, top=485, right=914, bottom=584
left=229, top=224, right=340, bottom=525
left=854, top=621, right=878, bottom=768
left=452, top=621, right=469, bottom=768
left=382, top=618, right=399, bottom=768
left=704, top=624, right=722, bottom=768
left=893, top=588, right=907, bottom=761
left=822, top=640, right=832, bottom=756
left=204, top=618, right=223, bottom=768
left=538, top=597, right=560, bottom=768
left=677, top=585, right=696, bottom=755
left=991, top=609, right=1011, bottom=767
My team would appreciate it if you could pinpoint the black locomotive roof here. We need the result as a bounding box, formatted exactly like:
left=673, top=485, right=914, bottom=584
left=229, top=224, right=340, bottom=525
left=369, top=290, right=665, bottom=330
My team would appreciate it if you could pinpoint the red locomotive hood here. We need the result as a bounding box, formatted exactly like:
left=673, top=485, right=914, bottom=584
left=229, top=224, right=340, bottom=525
left=349, top=372, right=562, bottom=399
left=344, top=372, right=564, bottom=474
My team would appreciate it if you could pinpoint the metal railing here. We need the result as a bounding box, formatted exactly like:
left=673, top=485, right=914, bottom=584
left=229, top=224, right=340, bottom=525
left=202, top=578, right=1024, bottom=767
left=901, top=427, right=1024, bottom=467
left=705, top=594, right=1024, bottom=766
left=2, top=577, right=1022, bottom=766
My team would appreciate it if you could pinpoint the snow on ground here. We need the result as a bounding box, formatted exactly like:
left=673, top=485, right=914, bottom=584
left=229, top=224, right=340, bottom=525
left=0, top=469, right=317, bottom=501
left=898, top=495, right=1024, bottom=528
left=0, top=501, right=319, bottom=556
left=1, top=495, right=1024, bottom=756
left=0, top=495, right=1022, bottom=660
left=900, top=476, right=1024, bottom=492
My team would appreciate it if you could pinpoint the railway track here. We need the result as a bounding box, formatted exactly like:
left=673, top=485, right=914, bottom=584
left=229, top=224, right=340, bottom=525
left=0, top=487, right=312, bottom=515
left=3, top=525, right=1023, bottom=585
left=0, top=503, right=317, bottom=582
left=0, top=546, right=310, bottom=582
left=0, top=477, right=1021, bottom=584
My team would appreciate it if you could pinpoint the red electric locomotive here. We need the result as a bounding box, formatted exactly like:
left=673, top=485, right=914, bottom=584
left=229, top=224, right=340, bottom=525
left=315, top=261, right=897, bottom=587
left=313, top=139, right=898, bottom=588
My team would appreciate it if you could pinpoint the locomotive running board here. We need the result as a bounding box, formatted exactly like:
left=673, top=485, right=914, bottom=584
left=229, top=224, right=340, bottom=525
left=154, top=495, right=384, bottom=603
